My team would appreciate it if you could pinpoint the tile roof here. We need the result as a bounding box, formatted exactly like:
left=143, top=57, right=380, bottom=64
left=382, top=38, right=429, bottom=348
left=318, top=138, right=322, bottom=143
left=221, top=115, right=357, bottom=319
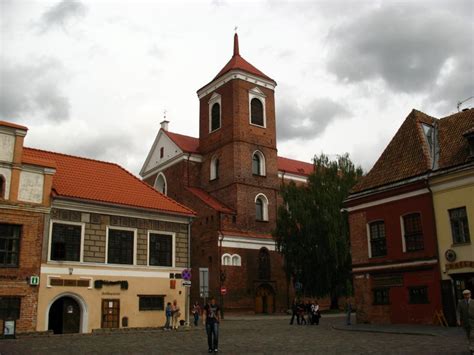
left=0, top=120, right=28, bottom=131
left=186, top=187, right=235, bottom=214
left=23, top=148, right=195, bottom=216
left=351, top=108, right=474, bottom=194
left=277, top=156, right=314, bottom=176
left=22, top=155, right=56, bottom=169
left=166, top=131, right=200, bottom=154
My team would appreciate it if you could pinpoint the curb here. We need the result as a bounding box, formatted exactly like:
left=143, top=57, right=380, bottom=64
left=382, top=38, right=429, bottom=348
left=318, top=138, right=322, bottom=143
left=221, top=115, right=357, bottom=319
left=331, top=325, right=437, bottom=337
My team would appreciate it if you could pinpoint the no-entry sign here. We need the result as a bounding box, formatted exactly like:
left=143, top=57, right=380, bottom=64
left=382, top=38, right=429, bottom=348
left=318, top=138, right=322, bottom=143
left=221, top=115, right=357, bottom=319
left=220, top=286, right=227, bottom=295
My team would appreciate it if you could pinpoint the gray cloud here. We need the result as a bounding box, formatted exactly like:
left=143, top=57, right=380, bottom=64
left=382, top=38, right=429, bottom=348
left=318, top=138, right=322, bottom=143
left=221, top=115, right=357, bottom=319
left=326, top=2, right=473, bottom=109
left=0, top=58, right=70, bottom=121
left=38, top=0, right=87, bottom=32
left=277, top=97, right=350, bottom=141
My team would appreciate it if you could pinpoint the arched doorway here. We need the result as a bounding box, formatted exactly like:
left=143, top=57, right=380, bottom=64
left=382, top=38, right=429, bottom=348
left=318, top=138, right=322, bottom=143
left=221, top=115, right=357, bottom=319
left=48, top=296, right=81, bottom=334
left=255, top=284, right=275, bottom=314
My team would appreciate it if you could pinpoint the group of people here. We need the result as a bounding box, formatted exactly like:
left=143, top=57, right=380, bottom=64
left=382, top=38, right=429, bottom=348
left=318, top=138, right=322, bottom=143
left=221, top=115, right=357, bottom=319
left=164, top=299, right=181, bottom=331
left=289, top=299, right=322, bottom=325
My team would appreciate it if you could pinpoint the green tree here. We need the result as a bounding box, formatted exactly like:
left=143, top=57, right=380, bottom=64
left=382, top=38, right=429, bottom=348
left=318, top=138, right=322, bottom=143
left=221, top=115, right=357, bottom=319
left=274, top=153, right=362, bottom=308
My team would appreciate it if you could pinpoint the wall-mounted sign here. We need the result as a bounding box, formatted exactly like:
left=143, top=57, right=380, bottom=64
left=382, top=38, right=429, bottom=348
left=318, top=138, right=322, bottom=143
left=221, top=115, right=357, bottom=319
left=29, top=275, right=40, bottom=286
left=445, top=249, right=457, bottom=262
left=182, top=280, right=191, bottom=287
left=3, top=320, right=15, bottom=338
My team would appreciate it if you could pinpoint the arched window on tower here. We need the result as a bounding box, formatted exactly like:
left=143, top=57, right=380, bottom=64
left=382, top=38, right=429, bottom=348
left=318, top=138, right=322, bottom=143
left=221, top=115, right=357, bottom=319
left=252, top=151, right=265, bottom=176
left=255, top=193, right=269, bottom=221
left=258, top=247, right=271, bottom=280
left=154, top=173, right=167, bottom=195
left=210, top=156, right=219, bottom=180
left=211, top=103, right=221, bottom=132
left=251, top=98, right=264, bottom=126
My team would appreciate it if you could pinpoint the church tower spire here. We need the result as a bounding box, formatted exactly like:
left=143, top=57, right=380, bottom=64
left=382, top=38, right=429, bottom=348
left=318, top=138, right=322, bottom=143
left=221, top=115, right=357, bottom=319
left=233, top=32, right=239, bottom=56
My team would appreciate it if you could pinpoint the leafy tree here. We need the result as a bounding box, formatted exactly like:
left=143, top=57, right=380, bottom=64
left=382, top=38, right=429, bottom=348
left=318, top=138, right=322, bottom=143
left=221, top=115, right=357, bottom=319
left=274, top=153, right=363, bottom=308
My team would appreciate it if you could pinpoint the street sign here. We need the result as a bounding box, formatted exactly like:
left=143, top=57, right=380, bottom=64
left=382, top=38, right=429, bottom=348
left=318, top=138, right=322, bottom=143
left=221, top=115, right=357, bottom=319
left=182, top=280, right=191, bottom=287
left=220, top=286, right=227, bottom=295
left=182, top=268, right=192, bottom=281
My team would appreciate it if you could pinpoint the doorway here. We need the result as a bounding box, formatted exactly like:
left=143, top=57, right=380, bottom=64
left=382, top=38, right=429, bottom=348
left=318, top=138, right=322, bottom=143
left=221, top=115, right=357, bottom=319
left=255, top=284, right=275, bottom=314
left=102, top=299, right=120, bottom=328
left=48, top=296, right=81, bottom=334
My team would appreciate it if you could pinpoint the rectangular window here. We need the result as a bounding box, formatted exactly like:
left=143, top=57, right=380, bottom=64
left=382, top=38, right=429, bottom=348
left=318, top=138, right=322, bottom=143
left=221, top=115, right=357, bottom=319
left=51, top=223, right=82, bottom=261
left=149, top=233, right=173, bottom=267
left=0, top=297, right=21, bottom=320
left=0, top=224, right=21, bottom=267
left=373, top=288, right=390, bottom=305
left=403, top=213, right=424, bottom=251
left=107, top=229, right=134, bottom=265
left=409, top=286, right=429, bottom=304
left=369, top=221, right=387, bottom=257
left=138, top=295, right=164, bottom=311
left=449, top=207, right=471, bottom=244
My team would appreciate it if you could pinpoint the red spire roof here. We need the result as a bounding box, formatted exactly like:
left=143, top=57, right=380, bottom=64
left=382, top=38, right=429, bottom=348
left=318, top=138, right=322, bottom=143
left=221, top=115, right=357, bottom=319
left=213, top=33, right=275, bottom=83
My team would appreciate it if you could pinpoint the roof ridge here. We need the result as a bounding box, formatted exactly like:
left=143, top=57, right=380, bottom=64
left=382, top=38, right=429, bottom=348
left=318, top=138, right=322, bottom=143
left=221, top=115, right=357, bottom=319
left=24, top=147, right=119, bottom=167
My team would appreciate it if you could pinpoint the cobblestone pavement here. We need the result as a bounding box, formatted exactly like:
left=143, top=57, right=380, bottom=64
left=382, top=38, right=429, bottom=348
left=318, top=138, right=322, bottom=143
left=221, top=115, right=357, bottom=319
left=0, top=316, right=469, bottom=354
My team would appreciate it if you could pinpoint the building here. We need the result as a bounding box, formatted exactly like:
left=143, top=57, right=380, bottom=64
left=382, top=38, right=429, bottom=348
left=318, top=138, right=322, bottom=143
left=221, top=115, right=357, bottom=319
left=0, top=121, right=55, bottom=334
left=140, top=34, right=313, bottom=313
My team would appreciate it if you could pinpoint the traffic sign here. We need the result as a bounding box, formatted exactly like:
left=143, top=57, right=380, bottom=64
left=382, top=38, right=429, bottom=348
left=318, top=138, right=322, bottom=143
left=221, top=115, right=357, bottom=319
left=220, top=286, right=227, bottom=295
left=182, top=280, right=191, bottom=287
left=182, top=268, right=192, bottom=281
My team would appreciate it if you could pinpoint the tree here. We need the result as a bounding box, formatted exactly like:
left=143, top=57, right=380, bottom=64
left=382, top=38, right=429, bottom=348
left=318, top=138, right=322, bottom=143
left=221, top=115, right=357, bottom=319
left=273, top=153, right=362, bottom=308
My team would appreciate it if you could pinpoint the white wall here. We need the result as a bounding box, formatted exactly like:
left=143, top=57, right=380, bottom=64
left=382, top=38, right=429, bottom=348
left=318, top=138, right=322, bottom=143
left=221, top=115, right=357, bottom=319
left=0, top=133, right=15, bottom=162
left=18, top=171, right=44, bottom=203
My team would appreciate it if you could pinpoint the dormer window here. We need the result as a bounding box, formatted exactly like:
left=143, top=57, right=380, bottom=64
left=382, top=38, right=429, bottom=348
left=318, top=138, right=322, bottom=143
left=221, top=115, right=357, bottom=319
left=208, top=93, right=222, bottom=133
left=463, top=129, right=474, bottom=159
left=249, top=87, right=266, bottom=127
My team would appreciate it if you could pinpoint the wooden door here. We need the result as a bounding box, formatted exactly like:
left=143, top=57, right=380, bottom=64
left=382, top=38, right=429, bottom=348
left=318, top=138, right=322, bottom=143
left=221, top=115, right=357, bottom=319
left=62, top=297, right=81, bottom=333
left=102, top=299, right=120, bottom=328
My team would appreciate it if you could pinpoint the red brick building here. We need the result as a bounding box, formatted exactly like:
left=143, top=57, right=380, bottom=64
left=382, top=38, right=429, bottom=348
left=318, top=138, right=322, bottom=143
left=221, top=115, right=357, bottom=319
left=140, top=34, right=313, bottom=313
left=0, top=121, right=55, bottom=333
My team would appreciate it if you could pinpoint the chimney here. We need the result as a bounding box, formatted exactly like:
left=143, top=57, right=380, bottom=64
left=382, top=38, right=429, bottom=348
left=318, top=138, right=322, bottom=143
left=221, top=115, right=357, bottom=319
left=160, top=120, right=169, bottom=131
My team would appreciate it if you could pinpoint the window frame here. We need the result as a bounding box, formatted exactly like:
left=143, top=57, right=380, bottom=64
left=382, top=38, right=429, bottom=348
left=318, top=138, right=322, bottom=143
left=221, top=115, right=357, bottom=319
left=138, top=295, right=165, bottom=311
left=401, top=212, right=424, bottom=252
left=372, top=288, right=390, bottom=305
left=449, top=207, right=471, bottom=244
left=48, top=220, right=85, bottom=263
left=367, top=220, right=387, bottom=258
left=147, top=230, right=175, bottom=268
left=0, top=297, right=21, bottom=320
left=252, top=150, right=266, bottom=176
left=0, top=174, right=5, bottom=199
left=0, top=223, right=21, bottom=268
left=255, top=193, right=269, bottom=221
left=408, top=286, right=429, bottom=304
left=154, top=172, right=167, bottom=195
left=248, top=87, right=266, bottom=128
left=208, top=93, right=222, bottom=133
left=210, top=156, right=219, bottom=181
left=105, top=226, right=137, bottom=266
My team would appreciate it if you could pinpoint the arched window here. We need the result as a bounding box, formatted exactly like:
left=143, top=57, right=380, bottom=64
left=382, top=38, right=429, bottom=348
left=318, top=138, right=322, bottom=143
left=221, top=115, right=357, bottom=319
left=222, top=253, right=231, bottom=266
left=255, top=193, right=269, bottom=221
left=210, top=157, right=219, bottom=180
left=252, top=151, right=265, bottom=176
left=0, top=175, right=5, bottom=199
left=251, top=98, right=264, bottom=126
left=258, top=248, right=271, bottom=279
left=154, top=173, right=167, bottom=195
left=231, top=254, right=241, bottom=266
left=211, top=103, right=221, bottom=132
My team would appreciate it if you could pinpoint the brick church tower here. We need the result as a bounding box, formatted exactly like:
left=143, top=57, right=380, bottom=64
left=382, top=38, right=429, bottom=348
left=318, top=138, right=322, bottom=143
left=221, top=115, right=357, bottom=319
left=141, top=34, right=314, bottom=313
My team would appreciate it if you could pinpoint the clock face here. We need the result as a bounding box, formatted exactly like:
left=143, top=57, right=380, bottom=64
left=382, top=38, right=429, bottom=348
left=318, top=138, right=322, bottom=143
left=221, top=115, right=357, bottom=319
left=445, top=249, right=457, bottom=262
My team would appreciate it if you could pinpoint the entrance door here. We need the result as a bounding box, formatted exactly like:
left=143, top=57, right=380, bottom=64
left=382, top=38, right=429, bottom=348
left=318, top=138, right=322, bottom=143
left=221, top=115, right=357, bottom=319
left=255, top=284, right=275, bottom=314
left=102, top=299, right=120, bottom=328
left=48, top=296, right=81, bottom=334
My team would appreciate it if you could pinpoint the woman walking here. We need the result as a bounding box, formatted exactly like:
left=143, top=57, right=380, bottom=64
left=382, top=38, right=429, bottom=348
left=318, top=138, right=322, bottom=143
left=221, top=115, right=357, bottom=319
left=172, top=299, right=181, bottom=330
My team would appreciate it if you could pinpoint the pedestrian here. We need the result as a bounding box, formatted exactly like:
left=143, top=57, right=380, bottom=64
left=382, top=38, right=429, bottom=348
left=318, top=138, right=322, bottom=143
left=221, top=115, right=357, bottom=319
left=345, top=297, right=352, bottom=326
left=192, top=301, right=202, bottom=326
left=457, top=289, right=473, bottom=354
left=312, top=300, right=320, bottom=325
left=172, top=299, right=181, bottom=330
left=289, top=298, right=299, bottom=325
left=203, top=296, right=221, bottom=353
left=164, top=302, right=172, bottom=330
left=298, top=301, right=306, bottom=325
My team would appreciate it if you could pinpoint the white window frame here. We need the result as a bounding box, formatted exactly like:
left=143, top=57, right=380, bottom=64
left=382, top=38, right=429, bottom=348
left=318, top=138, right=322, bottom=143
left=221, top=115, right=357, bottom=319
left=154, top=172, right=167, bottom=195
left=400, top=211, right=423, bottom=253
left=147, top=230, right=176, bottom=268
left=210, top=155, right=219, bottom=180
left=366, top=219, right=385, bottom=259
left=249, top=87, right=266, bottom=128
left=221, top=253, right=232, bottom=266
left=208, top=92, right=222, bottom=133
left=48, top=220, right=85, bottom=263
left=105, top=226, right=137, bottom=266
left=255, top=193, right=269, bottom=221
left=231, top=254, right=241, bottom=266
left=252, top=150, right=266, bottom=176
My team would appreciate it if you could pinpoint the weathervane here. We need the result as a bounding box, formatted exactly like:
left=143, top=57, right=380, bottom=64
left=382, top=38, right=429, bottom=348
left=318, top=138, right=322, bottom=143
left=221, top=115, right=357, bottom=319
left=163, top=109, right=167, bottom=120
left=234, top=26, right=238, bottom=33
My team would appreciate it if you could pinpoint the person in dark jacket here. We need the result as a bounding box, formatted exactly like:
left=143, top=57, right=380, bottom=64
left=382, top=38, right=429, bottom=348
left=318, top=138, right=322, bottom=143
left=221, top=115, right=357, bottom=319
left=289, top=298, right=299, bottom=325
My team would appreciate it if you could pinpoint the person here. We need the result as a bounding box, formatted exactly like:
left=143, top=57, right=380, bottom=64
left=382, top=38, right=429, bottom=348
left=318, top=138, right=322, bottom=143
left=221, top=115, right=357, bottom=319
left=311, top=300, right=320, bottom=325
left=172, top=299, right=181, bottom=330
left=289, top=298, right=299, bottom=325
left=298, top=301, right=307, bottom=325
left=192, top=301, right=202, bottom=326
left=457, top=289, right=473, bottom=354
left=164, top=302, right=172, bottom=330
left=203, top=297, right=221, bottom=353
left=345, top=298, right=352, bottom=326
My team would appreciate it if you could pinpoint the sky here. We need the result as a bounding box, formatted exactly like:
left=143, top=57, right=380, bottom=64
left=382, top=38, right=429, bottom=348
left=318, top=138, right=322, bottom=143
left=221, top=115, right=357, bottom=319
left=1, top=0, right=473, bottom=176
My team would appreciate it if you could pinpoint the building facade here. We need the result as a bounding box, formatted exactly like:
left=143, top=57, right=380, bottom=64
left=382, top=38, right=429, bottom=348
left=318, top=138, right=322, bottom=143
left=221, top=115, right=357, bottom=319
left=140, top=34, right=313, bottom=313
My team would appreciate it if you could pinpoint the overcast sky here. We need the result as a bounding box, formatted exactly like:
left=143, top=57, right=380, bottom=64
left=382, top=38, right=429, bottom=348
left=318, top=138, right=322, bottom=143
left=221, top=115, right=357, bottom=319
left=1, top=0, right=473, bottom=175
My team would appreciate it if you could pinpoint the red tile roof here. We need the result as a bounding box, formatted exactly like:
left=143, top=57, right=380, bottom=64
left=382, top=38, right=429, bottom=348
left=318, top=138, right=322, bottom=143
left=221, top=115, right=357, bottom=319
left=166, top=131, right=200, bottom=154
left=22, top=155, right=56, bottom=169
left=0, top=120, right=28, bottom=131
left=23, top=148, right=195, bottom=216
left=277, top=156, right=314, bottom=176
left=186, top=187, right=235, bottom=214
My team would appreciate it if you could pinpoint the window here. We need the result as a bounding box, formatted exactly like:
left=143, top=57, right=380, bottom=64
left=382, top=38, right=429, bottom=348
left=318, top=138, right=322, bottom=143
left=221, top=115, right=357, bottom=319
left=250, top=98, right=264, bottom=126
left=107, top=228, right=134, bottom=265
left=149, top=233, right=173, bottom=267
left=255, top=194, right=269, bottom=221
left=199, top=268, right=209, bottom=298
left=154, top=173, right=167, bottom=195
left=139, top=295, right=164, bottom=311
left=222, top=253, right=231, bottom=266
left=409, top=286, right=429, bottom=304
left=0, top=297, right=21, bottom=320
left=231, top=254, right=241, bottom=266
left=222, top=253, right=241, bottom=266
left=403, top=213, right=424, bottom=251
left=160, top=147, right=164, bottom=159
left=449, top=207, right=471, bottom=244
left=210, top=157, right=219, bottom=180
left=0, top=175, right=5, bottom=199
left=50, top=223, right=82, bottom=262
left=0, top=224, right=21, bottom=267
left=369, top=221, right=387, bottom=257
left=252, top=151, right=265, bottom=176
left=258, top=248, right=271, bottom=279
left=373, top=288, right=390, bottom=305
left=211, top=103, right=221, bottom=131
